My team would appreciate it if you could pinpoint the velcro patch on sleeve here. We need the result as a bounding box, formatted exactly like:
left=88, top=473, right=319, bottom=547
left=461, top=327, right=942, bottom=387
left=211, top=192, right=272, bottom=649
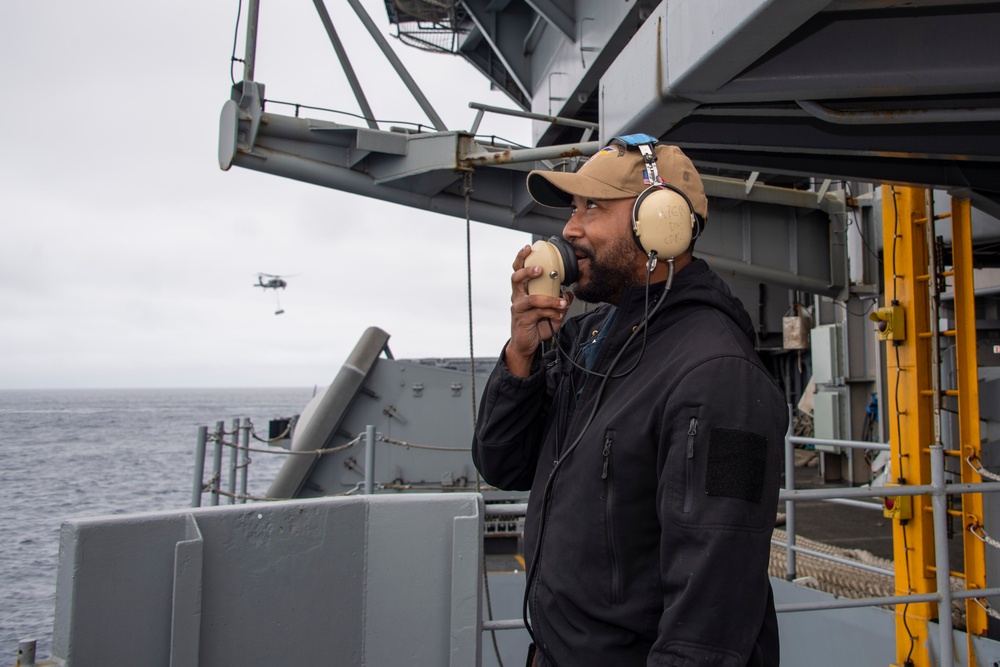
left=705, top=427, right=767, bottom=503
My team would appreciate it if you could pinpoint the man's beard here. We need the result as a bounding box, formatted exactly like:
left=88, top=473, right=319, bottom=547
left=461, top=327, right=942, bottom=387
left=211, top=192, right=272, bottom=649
left=571, top=234, right=642, bottom=305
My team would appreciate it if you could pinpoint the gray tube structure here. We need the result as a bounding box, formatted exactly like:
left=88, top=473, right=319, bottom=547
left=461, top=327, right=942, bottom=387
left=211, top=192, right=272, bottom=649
left=267, top=327, right=391, bottom=499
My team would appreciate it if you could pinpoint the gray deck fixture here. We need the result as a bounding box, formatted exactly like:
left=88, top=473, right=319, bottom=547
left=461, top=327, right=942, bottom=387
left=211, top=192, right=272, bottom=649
left=44, top=490, right=1000, bottom=666
left=51, top=494, right=488, bottom=667
left=265, top=327, right=500, bottom=501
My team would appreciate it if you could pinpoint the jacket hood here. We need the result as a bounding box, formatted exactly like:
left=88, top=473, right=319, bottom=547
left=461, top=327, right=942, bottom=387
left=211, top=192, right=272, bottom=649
left=616, top=258, right=757, bottom=346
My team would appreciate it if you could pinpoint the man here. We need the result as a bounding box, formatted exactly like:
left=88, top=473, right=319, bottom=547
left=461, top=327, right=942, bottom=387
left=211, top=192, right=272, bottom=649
left=473, top=136, right=785, bottom=666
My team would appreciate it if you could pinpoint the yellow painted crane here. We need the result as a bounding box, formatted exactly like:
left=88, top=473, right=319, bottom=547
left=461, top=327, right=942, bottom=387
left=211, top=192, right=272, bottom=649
left=879, top=186, right=985, bottom=667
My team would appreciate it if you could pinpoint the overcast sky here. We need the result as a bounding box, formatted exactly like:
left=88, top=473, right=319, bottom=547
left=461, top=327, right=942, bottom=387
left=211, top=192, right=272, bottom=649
left=0, top=1, right=536, bottom=389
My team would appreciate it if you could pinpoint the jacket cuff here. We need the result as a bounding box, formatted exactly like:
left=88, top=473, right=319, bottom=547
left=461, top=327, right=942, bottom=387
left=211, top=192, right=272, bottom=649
left=498, top=342, right=545, bottom=387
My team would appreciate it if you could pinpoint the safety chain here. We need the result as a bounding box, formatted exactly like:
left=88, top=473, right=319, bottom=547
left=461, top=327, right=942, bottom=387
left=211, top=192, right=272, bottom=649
left=208, top=427, right=464, bottom=455
left=203, top=416, right=297, bottom=448
left=208, top=432, right=362, bottom=456
left=380, top=435, right=471, bottom=452
left=247, top=416, right=298, bottom=444
left=203, top=481, right=369, bottom=503
left=966, top=454, right=1000, bottom=482
left=202, top=473, right=220, bottom=490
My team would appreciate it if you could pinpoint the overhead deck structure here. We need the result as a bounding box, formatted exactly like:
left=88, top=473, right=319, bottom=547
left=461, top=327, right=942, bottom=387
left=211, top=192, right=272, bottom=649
left=221, top=0, right=1000, bottom=294
left=422, top=0, right=1000, bottom=218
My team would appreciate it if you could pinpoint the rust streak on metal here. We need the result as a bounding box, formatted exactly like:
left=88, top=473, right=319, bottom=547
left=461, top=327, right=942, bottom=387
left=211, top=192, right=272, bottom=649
left=461, top=147, right=586, bottom=167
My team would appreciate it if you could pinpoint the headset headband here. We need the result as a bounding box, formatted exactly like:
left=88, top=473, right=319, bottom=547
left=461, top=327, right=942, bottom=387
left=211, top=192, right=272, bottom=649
left=608, top=134, right=665, bottom=188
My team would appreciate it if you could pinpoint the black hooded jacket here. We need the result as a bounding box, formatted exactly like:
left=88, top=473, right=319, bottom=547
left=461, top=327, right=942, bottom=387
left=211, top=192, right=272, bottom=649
left=474, top=259, right=785, bottom=666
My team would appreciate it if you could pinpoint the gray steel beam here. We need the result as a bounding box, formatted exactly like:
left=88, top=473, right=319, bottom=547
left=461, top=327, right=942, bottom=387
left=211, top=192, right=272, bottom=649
left=701, top=251, right=841, bottom=298
left=460, top=0, right=532, bottom=102
left=459, top=139, right=598, bottom=168
left=523, top=0, right=576, bottom=42
left=344, top=0, right=447, bottom=131
left=796, top=100, right=1000, bottom=126
left=230, top=140, right=564, bottom=237
left=600, top=0, right=830, bottom=140
left=468, top=101, right=598, bottom=130
left=664, top=0, right=831, bottom=95
left=680, top=147, right=1000, bottom=199
left=601, top=0, right=1000, bottom=140
left=222, top=108, right=848, bottom=294
left=527, top=0, right=646, bottom=145
left=312, top=0, right=378, bottom=130
left=710, top=5, right=1000, bottom=103
left=241, top=0, right=260, bottom=82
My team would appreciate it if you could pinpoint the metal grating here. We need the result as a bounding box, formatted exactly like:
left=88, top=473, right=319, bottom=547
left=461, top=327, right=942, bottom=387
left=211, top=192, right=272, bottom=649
left=385, top=0, right=468, bottom=54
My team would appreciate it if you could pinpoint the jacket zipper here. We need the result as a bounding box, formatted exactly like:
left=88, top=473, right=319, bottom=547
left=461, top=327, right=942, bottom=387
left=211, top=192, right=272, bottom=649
left=601, top=431, right=623, bottom=605
left=683, top=417, right=698, bottom=514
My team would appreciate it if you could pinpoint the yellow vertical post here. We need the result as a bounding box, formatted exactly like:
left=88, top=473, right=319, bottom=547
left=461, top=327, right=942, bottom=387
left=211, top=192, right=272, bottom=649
left=881, top=185, right=937, bottom=667
left=953, top=197, right=986, bottom=653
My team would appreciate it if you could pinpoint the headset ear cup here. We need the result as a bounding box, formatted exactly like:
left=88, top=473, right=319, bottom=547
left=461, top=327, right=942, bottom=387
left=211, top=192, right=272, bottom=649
left=548, top=236, right=579, bottom=286
left=632, top=186, right=696, bottom=259
left=524, top=237, right=580, bottom=297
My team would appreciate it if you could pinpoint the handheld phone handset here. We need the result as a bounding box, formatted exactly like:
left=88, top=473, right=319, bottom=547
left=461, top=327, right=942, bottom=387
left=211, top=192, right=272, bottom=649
left=524, top=237, right=579, bottom=297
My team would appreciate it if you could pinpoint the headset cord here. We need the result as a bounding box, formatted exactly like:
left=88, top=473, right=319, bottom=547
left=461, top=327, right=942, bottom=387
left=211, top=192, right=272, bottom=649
left=522, top=255, right=675, bottom=642
left=545, top=254, right=673, bottom=380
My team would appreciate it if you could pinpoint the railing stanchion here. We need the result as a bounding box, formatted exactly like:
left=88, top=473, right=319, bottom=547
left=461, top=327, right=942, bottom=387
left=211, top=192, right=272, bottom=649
left=228, top=418, right=240, bottom=504
left=785, top=404, right=796, bottom=581
left=211, top=420, right=224, bottom=506
left=930, top=444, right=954, bottom=667
left=365, top=425, right=376, bottom=494
left=240, top=418, right=251, bottom=503
left=192, top=425, right=208, bottom=508
left=228, top=417, right=240, bottom=505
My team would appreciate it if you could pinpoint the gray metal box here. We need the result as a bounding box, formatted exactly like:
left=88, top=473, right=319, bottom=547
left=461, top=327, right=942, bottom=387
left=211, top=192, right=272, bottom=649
left=811, top=324, right=844, bottom=385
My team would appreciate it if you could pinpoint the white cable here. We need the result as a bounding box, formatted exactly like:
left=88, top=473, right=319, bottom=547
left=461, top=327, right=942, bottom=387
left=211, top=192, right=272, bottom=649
left=973, top=597, right=1000, bottom=622
left=967, top=455, right=1000, bottom=482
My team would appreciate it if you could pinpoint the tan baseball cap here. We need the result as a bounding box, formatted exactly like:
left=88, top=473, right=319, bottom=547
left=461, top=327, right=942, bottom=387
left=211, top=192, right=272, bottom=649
left=526, top=142, right=708, bottom=221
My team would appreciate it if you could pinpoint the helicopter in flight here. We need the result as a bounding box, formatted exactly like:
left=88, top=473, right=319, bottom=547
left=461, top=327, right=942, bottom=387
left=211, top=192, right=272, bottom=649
left=254, top=273, right=295, bottom=314
left=254, top=273, right=289, bottom=290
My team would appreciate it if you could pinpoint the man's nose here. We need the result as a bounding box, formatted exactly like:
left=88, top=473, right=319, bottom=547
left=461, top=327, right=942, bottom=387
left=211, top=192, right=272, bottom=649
left=562, top=210, right=583, bottom=240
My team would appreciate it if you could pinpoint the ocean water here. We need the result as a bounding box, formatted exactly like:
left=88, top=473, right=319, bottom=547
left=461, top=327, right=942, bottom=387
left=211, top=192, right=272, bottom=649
left=0, top=387, right=315, bottom=661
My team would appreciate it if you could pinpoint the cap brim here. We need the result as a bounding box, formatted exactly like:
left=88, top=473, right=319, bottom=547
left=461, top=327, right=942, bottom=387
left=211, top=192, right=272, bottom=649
left=527, top=170, right=637, bottom=208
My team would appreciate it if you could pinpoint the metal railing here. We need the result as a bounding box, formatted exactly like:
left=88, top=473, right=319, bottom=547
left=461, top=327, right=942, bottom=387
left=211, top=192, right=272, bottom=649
left=190, top=416, right=1000, bottom=659
left=775, top=408, right=1000, bottom=667
left=191, top=421, right=482, bottom=506
left=474, top=417, right=1000, bottom=647
left=192, top=419, right=253, bottom=507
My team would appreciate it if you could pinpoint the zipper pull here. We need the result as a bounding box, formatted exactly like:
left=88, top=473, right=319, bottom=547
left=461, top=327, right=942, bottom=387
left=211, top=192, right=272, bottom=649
left=687, top=417, right=698, bottom=458
left=601, top=436, right=612, bottom=479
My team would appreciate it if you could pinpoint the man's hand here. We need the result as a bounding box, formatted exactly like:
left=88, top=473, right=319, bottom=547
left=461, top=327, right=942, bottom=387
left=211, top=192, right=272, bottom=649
left=507, top=244, right=574, bottom=377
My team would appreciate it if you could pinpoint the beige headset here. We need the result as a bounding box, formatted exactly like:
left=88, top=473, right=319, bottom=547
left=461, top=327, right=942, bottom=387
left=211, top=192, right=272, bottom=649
left=626, top=140, right=700, bottom=261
